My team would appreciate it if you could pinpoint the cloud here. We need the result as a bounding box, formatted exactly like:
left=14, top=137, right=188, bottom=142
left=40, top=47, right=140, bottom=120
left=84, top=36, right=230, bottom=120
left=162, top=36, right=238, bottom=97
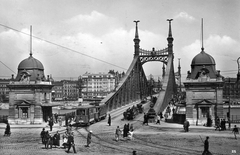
left=66, top=11, right=108, bottom=23
left=62, top=11, right=121, bottom=36
left=175, top=12, right=195, bottom=21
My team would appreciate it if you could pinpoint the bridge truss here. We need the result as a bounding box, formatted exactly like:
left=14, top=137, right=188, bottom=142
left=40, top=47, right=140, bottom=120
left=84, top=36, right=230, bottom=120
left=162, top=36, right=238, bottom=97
left=101, top=20, right=177, bottom=114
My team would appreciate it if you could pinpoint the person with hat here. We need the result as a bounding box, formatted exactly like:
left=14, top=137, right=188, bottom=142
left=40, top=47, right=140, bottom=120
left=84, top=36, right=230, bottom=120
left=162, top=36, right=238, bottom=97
left=202, top=136, right=211, bottom=155
left=86, top=130, right=92, bottom=147
left=232, top=125, right=239, bottom=139
left=40, top=128, right=46, bottom=144
left=66, top=132, right=76, bottom=153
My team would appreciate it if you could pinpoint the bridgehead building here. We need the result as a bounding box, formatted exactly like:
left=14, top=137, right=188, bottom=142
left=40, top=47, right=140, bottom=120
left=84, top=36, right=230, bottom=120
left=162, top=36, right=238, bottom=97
left=7, top=51, right=55, bottom=124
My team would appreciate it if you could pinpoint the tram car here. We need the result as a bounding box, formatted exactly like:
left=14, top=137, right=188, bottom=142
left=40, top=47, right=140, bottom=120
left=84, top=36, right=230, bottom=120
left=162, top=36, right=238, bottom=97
left=67, top=104, right=107, bottom=126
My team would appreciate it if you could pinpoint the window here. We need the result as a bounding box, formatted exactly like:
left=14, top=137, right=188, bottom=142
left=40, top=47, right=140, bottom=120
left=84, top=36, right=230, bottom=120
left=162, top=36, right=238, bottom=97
left=77, top=109, right=85, bottom=115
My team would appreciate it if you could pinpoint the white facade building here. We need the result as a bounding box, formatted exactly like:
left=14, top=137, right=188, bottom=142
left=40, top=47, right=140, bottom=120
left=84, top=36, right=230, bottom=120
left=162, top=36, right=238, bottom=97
left=81, top=72, right=116, bottom=99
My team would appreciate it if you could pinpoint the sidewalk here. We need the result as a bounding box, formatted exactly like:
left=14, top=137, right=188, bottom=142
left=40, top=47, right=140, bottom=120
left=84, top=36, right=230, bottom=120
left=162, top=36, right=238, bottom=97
left=0, top=122, right=63, bottom=130
left=148, top=120, right=239, bottom=131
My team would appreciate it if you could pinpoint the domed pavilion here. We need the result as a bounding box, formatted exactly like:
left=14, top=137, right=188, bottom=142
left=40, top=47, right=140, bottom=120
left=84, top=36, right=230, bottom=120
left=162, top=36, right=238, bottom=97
left=184, top=42, right=224, bottom=126
left=7, top=52, right=54, bottom=124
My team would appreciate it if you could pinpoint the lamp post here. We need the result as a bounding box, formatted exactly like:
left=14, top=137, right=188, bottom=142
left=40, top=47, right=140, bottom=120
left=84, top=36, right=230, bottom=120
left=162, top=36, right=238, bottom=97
left=228, top=77, right=231, bottom=129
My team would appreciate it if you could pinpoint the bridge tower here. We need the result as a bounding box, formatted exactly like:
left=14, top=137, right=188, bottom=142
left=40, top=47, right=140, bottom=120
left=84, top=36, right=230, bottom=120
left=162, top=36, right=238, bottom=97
left=101, top=20, right=177, bottom=114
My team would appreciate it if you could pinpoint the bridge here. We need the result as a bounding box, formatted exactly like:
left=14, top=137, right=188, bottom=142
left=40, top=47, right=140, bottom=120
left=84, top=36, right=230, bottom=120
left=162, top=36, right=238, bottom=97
left=100, top=20, right=177, bottom=115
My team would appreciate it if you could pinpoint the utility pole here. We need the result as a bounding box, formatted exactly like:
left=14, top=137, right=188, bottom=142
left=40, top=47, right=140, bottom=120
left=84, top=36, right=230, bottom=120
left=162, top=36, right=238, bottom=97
left=228, top=77, right=231, bottom=129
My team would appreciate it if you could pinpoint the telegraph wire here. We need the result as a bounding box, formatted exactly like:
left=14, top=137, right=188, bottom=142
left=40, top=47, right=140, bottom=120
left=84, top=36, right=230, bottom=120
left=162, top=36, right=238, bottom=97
left=0, top=60, right=16, bottom=74
left=0, top=23, right=238, bottom=79
left=0, top=23, right=127, bottom=71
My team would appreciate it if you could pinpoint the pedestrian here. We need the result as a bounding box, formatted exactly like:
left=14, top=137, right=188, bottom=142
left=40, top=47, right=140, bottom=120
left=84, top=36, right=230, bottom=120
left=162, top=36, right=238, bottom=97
left=115, top=126, right=121, bottom=141
left=126, top=123, right=130, bottom=135
left=127, top=130, right=133, bottom=140
left=58, top=117, right=62, bottom=128
left=62, top=131, right=69, bottom=149
left=43, top=131, right=50, bottom=149
left=142, top=113, right=146, bottom=125
left=215, top=117, right=221, bottom=131
left=221, top=119, right=226, bottom=130
left=133, top=150, right=137, bottom=155
left=123, top=124, right=127, bottom=138
left=47, top=133, right=53, bottom=149
left=156, top=114, right=160, bottom=125
left=40, top=128, right=46, bottom=144
left=183, top=119, right=190, bottom=132
left=108, top=114, right=111, bottom=126
left=86, top=130, right=92, bottom=147
left=54, top=113, right=58, bottom=123
left=49, top=117, right=54, bottom=131
left=129, top=124, right=134, bottom=131
left=164, top=112, right=168, bottom=121
left=232, top=125, right=239, bottom=139
left=4, top=122, right=11, bottom=136
left=202, top=136, right=211, bottom=155
left=66, top=132, right=76, bottom=153
left=53, top=131, right=60, bottom=148
left=145, top=114, right=149, bottom=125
left=159, top=112, right=164, bottom=120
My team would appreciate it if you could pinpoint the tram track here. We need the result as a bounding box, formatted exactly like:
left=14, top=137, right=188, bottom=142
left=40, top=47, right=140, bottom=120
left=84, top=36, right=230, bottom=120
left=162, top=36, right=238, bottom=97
left=115, top=108, right=204, bottom=155
left=75, top=126, right=159, bottom=155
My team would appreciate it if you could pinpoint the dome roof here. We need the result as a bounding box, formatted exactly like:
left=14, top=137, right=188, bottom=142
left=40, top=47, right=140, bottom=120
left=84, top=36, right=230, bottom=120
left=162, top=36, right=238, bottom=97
left=18, top=55, right=44, bottom=70
left=191, top=51, right=215, bottom=66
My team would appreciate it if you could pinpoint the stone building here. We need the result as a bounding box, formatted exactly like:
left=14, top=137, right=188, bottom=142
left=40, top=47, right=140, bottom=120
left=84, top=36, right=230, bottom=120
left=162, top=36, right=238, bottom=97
left=0, top=78, right=12, bottom=102
left=81, top=72, right=116, bottom=99
left=184, top=46, right=224, bottom=126
left=7, top=52, right=55, bottom=124
left=52, top=81, right=63, bottom=101
left=62, top=80, right=79, bottom=101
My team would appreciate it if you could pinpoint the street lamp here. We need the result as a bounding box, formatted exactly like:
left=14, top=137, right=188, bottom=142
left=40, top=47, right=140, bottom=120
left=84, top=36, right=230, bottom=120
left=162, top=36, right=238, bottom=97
left=227, top=77, right=231, bottom=129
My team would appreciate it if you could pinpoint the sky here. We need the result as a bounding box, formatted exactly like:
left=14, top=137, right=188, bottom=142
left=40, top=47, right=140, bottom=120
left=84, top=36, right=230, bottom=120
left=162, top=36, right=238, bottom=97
left=0, top=0, right=240, bottom=82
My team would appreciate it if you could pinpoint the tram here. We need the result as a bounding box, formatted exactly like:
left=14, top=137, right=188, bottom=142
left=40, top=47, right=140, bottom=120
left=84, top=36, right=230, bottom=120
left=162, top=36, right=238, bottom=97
left=65, top=104, right=107, bottom=126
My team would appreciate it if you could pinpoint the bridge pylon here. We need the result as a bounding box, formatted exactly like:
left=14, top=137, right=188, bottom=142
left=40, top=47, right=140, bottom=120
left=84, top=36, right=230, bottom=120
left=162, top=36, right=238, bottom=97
left=101, top=20, right=177, bottom=114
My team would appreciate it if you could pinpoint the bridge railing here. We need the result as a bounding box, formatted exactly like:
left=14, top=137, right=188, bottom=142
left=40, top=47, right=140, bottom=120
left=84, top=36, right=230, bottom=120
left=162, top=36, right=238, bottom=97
left=139, top=48, right=168, bottom=56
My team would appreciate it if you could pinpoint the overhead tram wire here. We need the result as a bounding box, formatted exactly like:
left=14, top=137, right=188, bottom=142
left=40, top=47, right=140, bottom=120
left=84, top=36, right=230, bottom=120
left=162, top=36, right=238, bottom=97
left=0, top=60, right=16, bottom=74
left=0, top=23, right=127, bottom=71
left=0, top=24, right=239, bottom=78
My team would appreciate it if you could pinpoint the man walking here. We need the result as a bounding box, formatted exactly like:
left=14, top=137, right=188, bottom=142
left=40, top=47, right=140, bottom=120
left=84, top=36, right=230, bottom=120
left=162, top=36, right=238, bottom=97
left=232, top=125, right=239, bottom=139
left=40, top=128, right=46, bottom=144
left=115, top=126, right=121, bottom=141
left=184, top=119, right=190, bottom=132
left=156, top=114, right=161, bottom=125
left=108, top=114, right=111, bottom=126
left=49, top=117, right=54, bottom=131
left=66, top=132, right=76, bottom=153
left=202, top=136, right=211, bottom=155
left=86, top=130, right=92, bottom=147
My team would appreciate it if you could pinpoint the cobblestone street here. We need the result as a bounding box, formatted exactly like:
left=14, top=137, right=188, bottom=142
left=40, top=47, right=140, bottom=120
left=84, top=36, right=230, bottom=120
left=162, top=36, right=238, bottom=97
left=1, top=115, right=240, bottom=155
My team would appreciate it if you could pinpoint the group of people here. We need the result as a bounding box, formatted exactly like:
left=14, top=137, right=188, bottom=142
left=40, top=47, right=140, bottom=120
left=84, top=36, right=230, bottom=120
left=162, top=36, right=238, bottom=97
left=215, top=117, right=227, bottom=131
left=115, top=123, right=134, bottom=141
left=40, top=128, right=60, bottom=149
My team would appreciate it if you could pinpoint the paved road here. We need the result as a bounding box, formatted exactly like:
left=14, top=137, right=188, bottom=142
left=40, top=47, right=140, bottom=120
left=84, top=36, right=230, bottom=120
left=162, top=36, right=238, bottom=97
left=1, top=100, right=240, bottom=155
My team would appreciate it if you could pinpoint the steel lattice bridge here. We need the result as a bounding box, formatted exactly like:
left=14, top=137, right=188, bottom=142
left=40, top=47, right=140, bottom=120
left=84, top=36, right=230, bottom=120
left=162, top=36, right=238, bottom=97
left=100, top=20, right=177, bottom=114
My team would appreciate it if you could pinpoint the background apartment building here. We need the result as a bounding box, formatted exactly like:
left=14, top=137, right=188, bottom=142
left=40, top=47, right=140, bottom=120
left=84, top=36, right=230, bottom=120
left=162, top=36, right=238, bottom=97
left=0, top=78, right=12, bottom=102
left=81, top=72, right=118, bottom=99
